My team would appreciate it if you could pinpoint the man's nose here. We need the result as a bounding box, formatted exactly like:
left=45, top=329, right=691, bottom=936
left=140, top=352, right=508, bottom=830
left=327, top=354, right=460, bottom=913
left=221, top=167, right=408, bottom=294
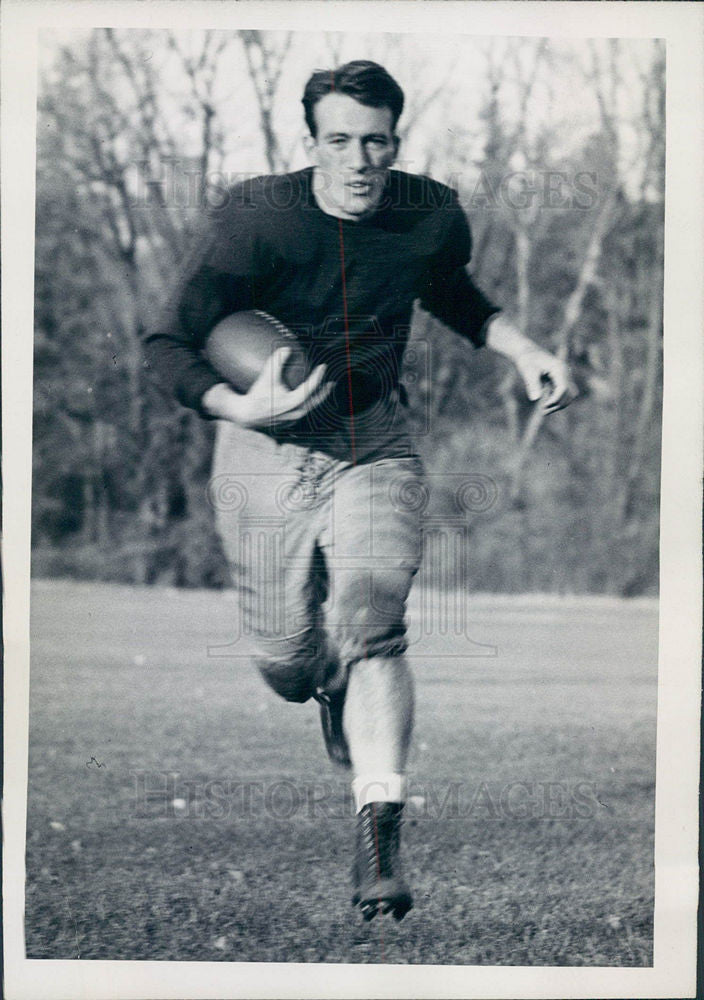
left=345, top=139, right=370, bottom=171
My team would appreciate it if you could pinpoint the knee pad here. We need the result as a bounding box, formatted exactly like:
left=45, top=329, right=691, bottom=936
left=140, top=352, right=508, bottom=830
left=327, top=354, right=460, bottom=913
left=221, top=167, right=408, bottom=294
left=255, top=656, right=315, bottom=704
left=252, top=630, right=333, bottom=704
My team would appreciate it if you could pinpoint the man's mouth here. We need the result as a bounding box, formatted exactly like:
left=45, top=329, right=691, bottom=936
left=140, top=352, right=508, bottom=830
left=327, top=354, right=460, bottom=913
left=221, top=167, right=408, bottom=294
left=346, top=180, right=373, bottom=193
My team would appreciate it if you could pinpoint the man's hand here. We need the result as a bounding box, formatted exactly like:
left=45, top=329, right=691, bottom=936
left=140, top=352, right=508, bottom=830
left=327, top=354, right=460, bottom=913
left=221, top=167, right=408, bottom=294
left=484, top=315, right=577, bottom=414
left=201, top=347, right=333, bottom=427
left=241, top=347, right=334, bottom=428
left=513, top=347, right=577, bottom=414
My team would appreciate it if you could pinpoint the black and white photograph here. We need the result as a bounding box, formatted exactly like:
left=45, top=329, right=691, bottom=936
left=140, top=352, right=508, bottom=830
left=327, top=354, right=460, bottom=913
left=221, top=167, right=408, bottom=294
left=3, top=2, right=701, bottom=998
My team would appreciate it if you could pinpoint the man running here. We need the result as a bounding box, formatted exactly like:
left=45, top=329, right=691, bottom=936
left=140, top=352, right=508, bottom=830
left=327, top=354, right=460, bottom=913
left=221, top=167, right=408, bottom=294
left=145, top=60, right=576, bottom=921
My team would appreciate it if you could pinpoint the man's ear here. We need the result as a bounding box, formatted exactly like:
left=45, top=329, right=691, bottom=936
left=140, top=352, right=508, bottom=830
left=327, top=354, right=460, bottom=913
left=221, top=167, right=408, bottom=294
left=391, top=134, right=401, bottom=163
left=303, top=133, right=317, bottom=161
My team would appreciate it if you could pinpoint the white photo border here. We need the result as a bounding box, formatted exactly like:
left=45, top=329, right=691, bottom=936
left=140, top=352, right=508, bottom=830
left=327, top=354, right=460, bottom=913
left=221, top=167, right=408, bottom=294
left=3, top=2, right=702, bottom=998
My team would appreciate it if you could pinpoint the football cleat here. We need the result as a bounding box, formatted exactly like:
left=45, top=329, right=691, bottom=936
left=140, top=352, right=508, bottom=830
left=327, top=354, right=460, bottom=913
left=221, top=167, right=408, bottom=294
left=315, top=686, right=352, bottom=769
left=351, top=802, right=413, bottom=921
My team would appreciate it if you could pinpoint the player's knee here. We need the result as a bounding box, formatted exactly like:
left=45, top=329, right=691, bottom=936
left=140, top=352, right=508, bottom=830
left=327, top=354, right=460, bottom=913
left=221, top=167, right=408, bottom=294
left=255, top=657, right=314, bottom=703
left=330, top=593, right=410, bottom=668
left=252, top=631, right=329, bottom=704
left=329, top=567, right=414, bottom=668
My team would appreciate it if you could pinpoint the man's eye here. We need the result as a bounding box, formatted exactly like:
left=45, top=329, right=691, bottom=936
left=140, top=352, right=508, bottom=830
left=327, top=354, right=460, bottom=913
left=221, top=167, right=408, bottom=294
left=330, top=138, right=347, bottom=146
left=368, top=138, right=388, bottom=147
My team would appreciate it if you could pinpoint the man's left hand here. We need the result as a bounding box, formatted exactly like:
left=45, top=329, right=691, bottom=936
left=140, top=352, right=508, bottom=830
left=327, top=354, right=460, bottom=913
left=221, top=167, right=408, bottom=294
left=484, top=316, right=578, bottom=414
left=514, top=347, right=578, bottom=414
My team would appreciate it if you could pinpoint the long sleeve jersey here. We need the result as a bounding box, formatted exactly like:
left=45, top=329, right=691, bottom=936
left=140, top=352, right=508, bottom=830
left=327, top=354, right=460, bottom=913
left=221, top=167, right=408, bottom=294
left=143, top=166, right=500, bottom=428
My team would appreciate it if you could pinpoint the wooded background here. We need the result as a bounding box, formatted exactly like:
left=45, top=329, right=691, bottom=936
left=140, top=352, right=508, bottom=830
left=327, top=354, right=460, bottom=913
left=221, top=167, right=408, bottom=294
left=32, top=30, right=664, bottom=595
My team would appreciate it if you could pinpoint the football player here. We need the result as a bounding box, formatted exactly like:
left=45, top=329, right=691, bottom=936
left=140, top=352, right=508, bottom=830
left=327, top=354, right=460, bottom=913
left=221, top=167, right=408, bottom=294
left=145, top=60, right=576, bottom=920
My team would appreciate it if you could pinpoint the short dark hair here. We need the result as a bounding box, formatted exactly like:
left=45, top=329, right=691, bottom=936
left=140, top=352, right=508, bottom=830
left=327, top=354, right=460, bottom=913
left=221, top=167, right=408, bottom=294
left=302, top=60, right=405, bottom=138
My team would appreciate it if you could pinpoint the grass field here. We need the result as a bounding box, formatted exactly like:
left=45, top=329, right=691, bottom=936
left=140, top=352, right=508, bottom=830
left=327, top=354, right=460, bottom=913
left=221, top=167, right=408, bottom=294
left=25, top=580, right=657, bottom=965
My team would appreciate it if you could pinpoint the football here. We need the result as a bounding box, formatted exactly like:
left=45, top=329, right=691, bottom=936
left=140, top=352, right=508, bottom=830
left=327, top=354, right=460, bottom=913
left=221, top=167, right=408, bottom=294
left=204, top=310, right=311, bottom=393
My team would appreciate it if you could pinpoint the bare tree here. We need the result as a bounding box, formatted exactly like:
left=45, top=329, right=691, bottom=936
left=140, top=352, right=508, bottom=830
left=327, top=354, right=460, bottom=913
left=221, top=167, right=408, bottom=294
left=166, top=31, right=232, bottom=194
left=35, top=30, right=236, bottom=582
left=238, top=30, right=293, bottom=172
left=33, top=31, right=664, bottom=594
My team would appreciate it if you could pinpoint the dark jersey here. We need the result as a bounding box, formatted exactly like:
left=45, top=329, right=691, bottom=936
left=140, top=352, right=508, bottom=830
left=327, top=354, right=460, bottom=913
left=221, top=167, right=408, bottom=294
left=143, top=166, right=500, bottom=425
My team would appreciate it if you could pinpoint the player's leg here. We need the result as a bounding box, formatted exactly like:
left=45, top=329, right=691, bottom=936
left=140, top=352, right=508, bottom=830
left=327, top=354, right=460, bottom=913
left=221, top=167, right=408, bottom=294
left=322, top=455, right=425, bottom=920
left=344, top=652, right=414, bottom=921
left=337, top=582, right=416, bottom=922
left=343, top=652, right=414, bottom=774
left=313, top=585, right=415, bottom=772
left=211, top=421, right=334, bottom=704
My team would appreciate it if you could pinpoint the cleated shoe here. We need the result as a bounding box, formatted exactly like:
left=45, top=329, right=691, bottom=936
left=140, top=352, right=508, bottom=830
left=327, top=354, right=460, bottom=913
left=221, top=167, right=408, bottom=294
left=315, top=687, right=351, bottom=769
left=351, top=802, right=413, bottom=921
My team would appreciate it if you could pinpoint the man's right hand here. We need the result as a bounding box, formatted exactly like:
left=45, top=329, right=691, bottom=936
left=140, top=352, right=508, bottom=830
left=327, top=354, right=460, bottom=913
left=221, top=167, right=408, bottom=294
left=201, top=347, right=333, bottom=428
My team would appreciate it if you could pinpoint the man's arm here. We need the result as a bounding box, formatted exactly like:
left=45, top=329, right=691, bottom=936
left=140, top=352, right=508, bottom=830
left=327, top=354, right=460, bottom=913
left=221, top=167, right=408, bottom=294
left=143, top=214, right=250, bottom=416
left=484, top=313, right=577, bottom=414
left=201, top=350, right=332, bottom=427
left=420, top=190, right=576, bottom=414
left=145, top=191, right=331, bottom=426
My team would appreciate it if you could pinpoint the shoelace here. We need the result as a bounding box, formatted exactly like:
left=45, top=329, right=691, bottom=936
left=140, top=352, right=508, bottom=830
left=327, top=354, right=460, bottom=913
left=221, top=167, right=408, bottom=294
left=296, top=450, right=329, bottom=501
left=359, top=804, right=402, bottom=881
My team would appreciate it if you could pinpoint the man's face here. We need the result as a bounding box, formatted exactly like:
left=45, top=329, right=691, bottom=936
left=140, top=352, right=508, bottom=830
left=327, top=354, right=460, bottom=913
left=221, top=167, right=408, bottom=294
left=305, top=92, right=399, bottom=221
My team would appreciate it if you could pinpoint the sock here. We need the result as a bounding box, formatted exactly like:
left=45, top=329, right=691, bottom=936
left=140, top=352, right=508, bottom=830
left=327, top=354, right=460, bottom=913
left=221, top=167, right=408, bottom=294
left=352, top=773, right=407, bottom=813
